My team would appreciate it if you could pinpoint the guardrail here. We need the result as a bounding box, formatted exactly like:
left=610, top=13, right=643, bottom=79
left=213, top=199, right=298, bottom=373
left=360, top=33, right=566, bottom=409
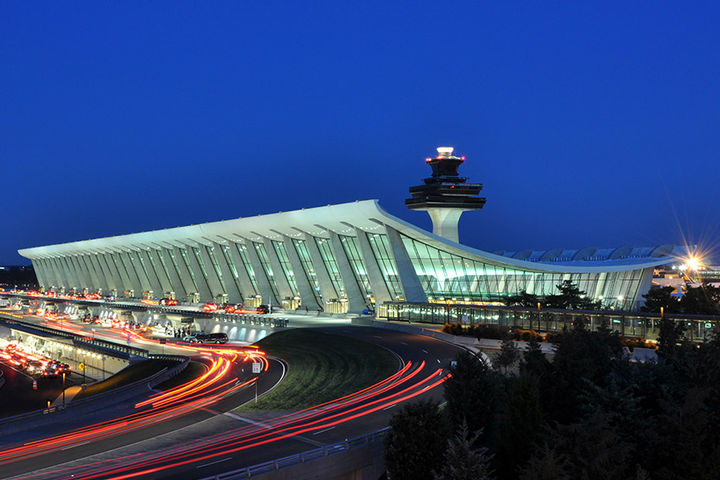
left=199, top=427, right=390, bottom=480
left=0, top=356, right=189, bottom=435
left=0, top=313, right=152, bottom=359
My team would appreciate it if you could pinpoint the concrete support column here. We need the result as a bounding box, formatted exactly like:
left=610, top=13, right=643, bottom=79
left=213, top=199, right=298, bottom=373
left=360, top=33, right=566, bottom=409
left=126, top=251, right=152, bottom=295
left=118, top=252, right=144, bottom=297
left=147, top=249, right=174, bottom=296
left=181, top=245, right=213, bottom=302
left=302, top=233, right=338, bottom=301
left=58, top=257, right=82, bottom=291
left=69, top=256, right=92, bottom=291
left=354, top=229, right=392, bottom=306
left=49, top=257, right=70, bottom=290
left=88, top=254, right=112, bottom=293
left=196, top=245, right=226, bottom=300
left=138, top=250, right=164, bottom=298
left=156, top=248, right=187, bottom=301
left=283, top=236, right=321, bottom=310
left=88, top=254, right=111, bottom=292
left=211, top=242, right=244, bottom=304
left=170, top=247, right=198, bottom=301
left=424, top=208, right=466, bottom=243
left=385, top=226, right=427, bottom=303
left=225, top=242, right=258, bottom=302
left=262, top=238, right=294, bottom=301
left=92, top=253, right=117, bottom=292
left=104, top=252, right=131, bottom=294
left=79, top=255, right=102, bottom=292
left=329, top=232, right=367, bottom=314
left=40, top=259, right=57, bottom=290
left=244, top=240, right=280, bottom=307
left=32, top=260, right=49, bottom=289
left=50, top=259, right=66, bottom=290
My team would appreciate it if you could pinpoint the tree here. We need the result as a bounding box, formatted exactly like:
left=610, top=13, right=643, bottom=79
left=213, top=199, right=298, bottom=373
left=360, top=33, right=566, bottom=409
left=521, top=336, right=551, bottom=379
left=496, top=373, right=545, bottom=479
left=656, top=317, right=687, bottom=365
left=384, top=400, right=449, bottom=480
left=641, top=286, right=680, bottom=313
left=444, top=351, right=500, bottom=441
left=545, top=320, right=624, bottom=423
left=517, top=444, right=572, bottom=480
left=506, top=290, right=540, bottom=307
left=680, top=283, right=720, bottom=315
left=434, top=423, right=494, bottom=480
left=495, top=338, right=520, bottom=374
left=545, top=280, right=600, bottom=310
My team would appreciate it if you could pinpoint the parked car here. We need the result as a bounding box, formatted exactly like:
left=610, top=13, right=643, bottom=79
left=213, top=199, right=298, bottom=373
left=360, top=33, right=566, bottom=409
left=182, top=332, right=228, bottom=344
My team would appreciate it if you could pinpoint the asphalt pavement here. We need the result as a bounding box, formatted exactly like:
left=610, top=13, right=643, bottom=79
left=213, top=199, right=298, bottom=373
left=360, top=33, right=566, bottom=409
left=2, top=325, right=463, bottom=480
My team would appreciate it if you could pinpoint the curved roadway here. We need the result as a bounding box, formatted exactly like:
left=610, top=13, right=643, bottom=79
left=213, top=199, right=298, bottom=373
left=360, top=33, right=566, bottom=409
left=0, top=316, right=463, bottom=480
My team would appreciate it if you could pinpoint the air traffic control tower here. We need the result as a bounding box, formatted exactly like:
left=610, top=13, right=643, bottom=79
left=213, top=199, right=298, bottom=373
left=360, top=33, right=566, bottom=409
left=405, top=147, right=486, bottom=243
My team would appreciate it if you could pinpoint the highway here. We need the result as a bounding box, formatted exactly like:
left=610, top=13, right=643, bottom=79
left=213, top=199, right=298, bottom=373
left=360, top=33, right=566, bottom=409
left=0, top=312, right=463, bottom=480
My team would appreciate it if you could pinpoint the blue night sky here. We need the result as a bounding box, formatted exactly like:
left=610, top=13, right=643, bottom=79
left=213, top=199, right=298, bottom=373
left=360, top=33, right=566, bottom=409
left=2, top=2, right=719, bottom=265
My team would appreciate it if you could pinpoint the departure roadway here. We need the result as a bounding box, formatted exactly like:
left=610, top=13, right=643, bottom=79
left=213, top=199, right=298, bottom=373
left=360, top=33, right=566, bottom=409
left=0, top=312, right=463, bottom=480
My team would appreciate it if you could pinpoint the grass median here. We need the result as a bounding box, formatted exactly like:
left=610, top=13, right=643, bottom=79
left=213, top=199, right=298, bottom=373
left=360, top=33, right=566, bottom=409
left=241, top=328, right=399, bottom=411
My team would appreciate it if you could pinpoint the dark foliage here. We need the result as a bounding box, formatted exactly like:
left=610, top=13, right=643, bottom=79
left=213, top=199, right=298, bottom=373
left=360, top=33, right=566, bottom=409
left=641, top=285, right=681, bottom=313
left=389, top=318, right=720, bottom=480
left=384, top=399, right=449, bottom=480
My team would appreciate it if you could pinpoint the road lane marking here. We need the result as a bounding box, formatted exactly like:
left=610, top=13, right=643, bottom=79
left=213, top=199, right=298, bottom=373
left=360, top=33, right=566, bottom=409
left=61, top=440, right=91, bottom=451
left=383, top=404, right=397, bottom=410
left=400, top=341, right=408, bottom=345
left=422, top=349, right=428, bottom=354
left=196, top=457, right=232, bottom=469
left=223, top=413, right=325, bottom=447
left=312, top=426, right=336, bottom=435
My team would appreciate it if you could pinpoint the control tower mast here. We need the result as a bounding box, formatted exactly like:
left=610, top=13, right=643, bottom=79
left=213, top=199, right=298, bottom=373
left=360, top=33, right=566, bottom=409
left=405, top=147, right=486, bottom=243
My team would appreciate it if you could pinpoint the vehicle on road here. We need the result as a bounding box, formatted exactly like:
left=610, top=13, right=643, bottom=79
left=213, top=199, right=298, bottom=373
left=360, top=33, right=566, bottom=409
left=202, top=302, right=219, bottom=312
left=256, top=304, right=269, bottom=314
left=159, top=298, right=179, bottom=306
left=223, top=304, right=243, bottom=313
left=182, top=332, right=228, bottom=344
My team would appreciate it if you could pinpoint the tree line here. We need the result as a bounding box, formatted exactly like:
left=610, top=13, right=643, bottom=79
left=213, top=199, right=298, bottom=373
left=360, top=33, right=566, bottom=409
left=384, top=318, right=720, bottom=480
left=642, top=283, right=720, bottom=315
left=506, top=280, right=601, bottom=310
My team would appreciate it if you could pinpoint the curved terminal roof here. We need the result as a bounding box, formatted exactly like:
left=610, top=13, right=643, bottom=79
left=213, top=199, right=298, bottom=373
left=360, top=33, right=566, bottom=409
left=19, top=200, right=680, bottom=274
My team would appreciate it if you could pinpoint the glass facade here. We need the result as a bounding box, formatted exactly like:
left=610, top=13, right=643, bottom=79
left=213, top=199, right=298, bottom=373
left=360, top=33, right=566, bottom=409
left=292, top=239, right=323, bottom=304
left=253, top=242, right=280, bottom=299
left=315, top=237, right=346, bottom=299
left=176, top=248, right=199, bottom=293
left=271, top=241, right=300, bottom=297
left=234, top=242, right=259, bottom=292
left=339, top=235, right=373, bottom=300
left=366, top=233, right=404, bottom=300
left=401, top=234, right=645, bottom=309
left=220, top=244, right=248, bottom=298
left=205, top=245, right=228, bottom=294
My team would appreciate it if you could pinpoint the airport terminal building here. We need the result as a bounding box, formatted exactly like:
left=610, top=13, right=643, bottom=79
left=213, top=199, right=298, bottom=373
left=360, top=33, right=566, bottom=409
left=19, top=148, right=681, bottom=313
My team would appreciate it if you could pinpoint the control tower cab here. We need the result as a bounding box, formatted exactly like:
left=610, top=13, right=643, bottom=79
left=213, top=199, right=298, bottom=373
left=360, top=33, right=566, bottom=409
left=405, top=147, right=485, bottom=243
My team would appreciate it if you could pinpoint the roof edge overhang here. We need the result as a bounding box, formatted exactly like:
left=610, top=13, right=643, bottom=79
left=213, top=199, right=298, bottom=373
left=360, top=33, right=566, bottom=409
left=19, top=199, right=672, bottom=274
